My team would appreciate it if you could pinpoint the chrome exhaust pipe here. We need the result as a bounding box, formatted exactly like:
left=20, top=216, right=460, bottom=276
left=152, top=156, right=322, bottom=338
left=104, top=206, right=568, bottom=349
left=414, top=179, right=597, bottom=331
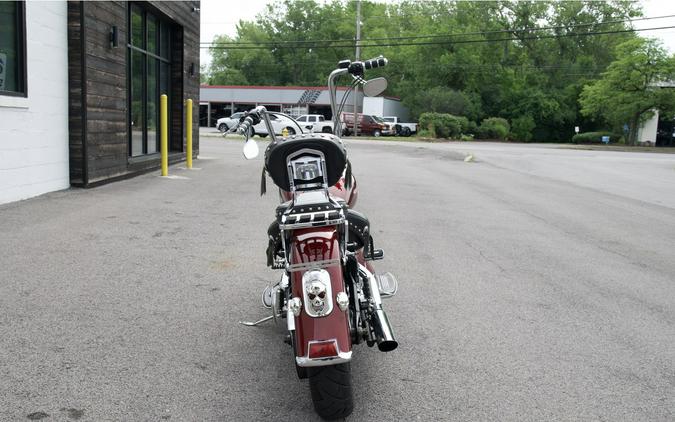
left=361, top=266, right=398, bottom=352
left=373, top=308, right=398, bottom=352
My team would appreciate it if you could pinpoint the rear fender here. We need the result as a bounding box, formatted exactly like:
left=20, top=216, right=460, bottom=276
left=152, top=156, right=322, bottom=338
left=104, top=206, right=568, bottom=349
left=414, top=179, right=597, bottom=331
left=290, top=227, right=352, bottom=366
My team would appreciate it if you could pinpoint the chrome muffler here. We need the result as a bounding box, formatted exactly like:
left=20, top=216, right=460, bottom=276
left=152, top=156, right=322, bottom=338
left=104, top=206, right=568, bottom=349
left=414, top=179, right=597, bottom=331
left=372, top=308, right=398, bottom=352
left=361, top=266, right=398, bottom=352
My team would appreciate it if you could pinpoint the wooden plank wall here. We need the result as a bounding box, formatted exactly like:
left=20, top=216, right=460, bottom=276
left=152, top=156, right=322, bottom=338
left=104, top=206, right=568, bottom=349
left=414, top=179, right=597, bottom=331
left=67, top=1, right=200, bottom=186
left=83, top=1, right=128, bottom=184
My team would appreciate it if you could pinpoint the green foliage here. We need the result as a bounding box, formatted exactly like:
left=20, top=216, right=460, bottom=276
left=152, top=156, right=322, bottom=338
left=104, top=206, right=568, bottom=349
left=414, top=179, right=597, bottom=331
left=205, top=0, right=645, bottom=142
left=580, top=38, right=675, bottom=145
left=405, top=87, right=481, bottom=121
left=572, top=131, right=621, bottom=144
left=460, top=134, right=474, bottom=142
left=418, top=112, right=465, bottom=139
left=510, top=115, right=536, bottom=142
left=476, top=117, right=510, bottom=140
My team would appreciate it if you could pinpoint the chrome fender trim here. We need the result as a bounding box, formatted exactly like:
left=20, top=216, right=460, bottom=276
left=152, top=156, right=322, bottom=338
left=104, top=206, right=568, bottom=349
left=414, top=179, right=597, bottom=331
left=296, top=350, right=352, bottom=367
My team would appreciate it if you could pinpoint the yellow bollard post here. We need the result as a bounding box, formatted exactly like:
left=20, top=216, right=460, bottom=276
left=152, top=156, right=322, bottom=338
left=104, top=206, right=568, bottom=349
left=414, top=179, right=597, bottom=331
left=160, top=94, right=168, bottom=176
left=186, top=99, right=193, bottom=169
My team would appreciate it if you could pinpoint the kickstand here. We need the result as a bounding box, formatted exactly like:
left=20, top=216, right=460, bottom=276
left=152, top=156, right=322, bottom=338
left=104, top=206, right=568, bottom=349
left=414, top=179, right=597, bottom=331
left=239, top=315, right=275, bottom=327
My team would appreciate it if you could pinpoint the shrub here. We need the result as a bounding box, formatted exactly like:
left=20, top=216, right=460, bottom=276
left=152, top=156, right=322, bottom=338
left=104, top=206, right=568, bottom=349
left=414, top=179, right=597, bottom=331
left=466, top=120, right=478, bottom=135
left=417, top=129, right=432, bottom=138
left=476, top=117, right=510, bottom=140
left=460, top=134, right=474, bottom=142
left=457, top=116, right=470, bottom=134
left=418, top=112, right=464, bottom=139
left=510, top=115, right=536, bottom=142
left=571, top=131, right=622, bottom=144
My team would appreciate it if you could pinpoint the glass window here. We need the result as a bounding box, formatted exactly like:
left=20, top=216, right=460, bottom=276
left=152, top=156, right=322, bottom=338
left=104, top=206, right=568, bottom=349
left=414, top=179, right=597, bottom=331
left=160, top=22, right=170, bottom=59
left=130, top=50, right=144, bottom=156
left=0, top=1, right=26, bottom=96
left=147, top=58, right=158, bottom=153
left=297, top=116, right=306, bottom=122
left=147, top=14, right=158, bottom=55
left=128, top=5, right=172, bottom=157
left=318, top=116, right=325, bottom=121
left=131, top=5, right=143, bottom=47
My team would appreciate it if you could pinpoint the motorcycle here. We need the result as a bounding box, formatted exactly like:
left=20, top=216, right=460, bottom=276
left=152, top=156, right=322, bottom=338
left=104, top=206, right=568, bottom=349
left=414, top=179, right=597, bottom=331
left=230, top=56, right=398, bottom=420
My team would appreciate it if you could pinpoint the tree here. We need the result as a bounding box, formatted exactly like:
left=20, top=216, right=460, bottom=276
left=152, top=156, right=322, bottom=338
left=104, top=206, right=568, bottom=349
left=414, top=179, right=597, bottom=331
left=405, top=87, right=481, bottom=121
left=579, top=38, right=675, bottom=145
left=204, top=0, right=645, bottom=141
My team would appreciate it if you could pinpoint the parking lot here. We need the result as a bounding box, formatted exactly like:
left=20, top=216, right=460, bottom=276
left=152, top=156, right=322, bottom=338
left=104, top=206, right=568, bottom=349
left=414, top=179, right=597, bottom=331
left=1, top=138, right=674, bottom=421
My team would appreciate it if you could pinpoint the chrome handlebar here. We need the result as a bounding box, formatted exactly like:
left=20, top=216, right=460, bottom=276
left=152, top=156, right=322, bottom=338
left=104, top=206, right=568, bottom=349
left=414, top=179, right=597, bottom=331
left=328, top=55, right=388, bottom=137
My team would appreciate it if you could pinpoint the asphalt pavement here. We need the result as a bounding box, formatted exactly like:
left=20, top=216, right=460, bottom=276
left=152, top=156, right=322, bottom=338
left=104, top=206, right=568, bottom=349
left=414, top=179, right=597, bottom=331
left=1, top=137, right=674, bottom=421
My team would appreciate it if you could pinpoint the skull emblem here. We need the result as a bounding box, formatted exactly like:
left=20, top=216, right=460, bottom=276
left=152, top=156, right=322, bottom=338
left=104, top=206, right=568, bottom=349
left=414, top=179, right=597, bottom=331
left=306, top=280, right=327, bottom=312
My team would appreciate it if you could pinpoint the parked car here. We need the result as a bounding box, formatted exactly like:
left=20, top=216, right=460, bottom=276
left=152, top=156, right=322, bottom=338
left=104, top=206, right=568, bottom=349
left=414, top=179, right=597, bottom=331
left=295, top=114, right=334, bottom=134
left=218, top=112, right=303, bottom=137
left=216, top=112, right=244, bottom=132
left=340, top=112, right=394, bottom=137
left=253, top=113, right=303, bottom=137
left=382, top=116, right=417, bottom=137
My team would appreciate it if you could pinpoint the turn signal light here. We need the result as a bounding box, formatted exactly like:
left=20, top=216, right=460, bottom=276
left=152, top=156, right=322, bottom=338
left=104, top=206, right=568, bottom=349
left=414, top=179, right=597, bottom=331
left=308, top=340, right=339, bottom=359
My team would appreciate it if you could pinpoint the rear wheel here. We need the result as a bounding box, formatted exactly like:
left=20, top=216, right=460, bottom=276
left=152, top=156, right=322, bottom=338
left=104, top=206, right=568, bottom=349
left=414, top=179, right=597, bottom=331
left=403, top=127, right=412, bottom=137
left=308, top=363, right=353, bottom=420
left=218, top=123, right=228, bottom=133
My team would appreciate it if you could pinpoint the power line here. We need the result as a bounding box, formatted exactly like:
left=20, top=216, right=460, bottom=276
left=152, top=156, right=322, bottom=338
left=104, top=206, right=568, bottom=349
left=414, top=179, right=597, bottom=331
left=201, top=14, right=675, bottom=46
left=201, top=25, right=675, bottom=50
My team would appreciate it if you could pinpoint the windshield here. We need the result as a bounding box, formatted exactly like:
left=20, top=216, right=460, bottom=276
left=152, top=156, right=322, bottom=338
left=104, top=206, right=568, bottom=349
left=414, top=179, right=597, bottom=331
left=372, top=116, right=385, bottom=123
left=383, top=117, right=394, bottom=122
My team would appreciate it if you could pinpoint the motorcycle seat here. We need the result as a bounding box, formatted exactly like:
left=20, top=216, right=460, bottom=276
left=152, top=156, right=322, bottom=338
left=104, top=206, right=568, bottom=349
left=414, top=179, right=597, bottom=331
left=265, top=134, right=347, bottom=192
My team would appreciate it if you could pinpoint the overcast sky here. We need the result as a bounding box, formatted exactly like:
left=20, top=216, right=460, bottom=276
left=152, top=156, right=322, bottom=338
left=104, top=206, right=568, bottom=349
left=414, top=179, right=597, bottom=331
left=199, top=0, right=675, bottom=68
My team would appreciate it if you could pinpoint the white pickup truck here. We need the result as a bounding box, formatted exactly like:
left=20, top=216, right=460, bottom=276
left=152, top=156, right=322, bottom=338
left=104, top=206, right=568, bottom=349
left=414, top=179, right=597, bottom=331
left=295, top=114, right=334, bottom=134
left=382, top=116, right=417, bottom=137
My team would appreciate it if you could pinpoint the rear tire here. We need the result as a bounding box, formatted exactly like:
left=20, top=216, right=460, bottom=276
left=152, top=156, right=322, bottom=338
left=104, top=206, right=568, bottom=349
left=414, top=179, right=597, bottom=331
left=218, top=123, right=228, bottom=133
left=403, top=127, right=412, bottom=137
left=308, top=363, right=353, bottom=420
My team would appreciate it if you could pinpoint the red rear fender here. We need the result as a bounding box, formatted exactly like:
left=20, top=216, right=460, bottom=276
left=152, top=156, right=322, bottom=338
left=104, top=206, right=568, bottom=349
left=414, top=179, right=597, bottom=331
left=290, top=227, right=352, bottom=365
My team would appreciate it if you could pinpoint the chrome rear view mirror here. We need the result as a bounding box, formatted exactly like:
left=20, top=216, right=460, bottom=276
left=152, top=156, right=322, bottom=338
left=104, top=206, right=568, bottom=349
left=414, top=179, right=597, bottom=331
left=243, top=138, right=259, bottom=160
left=363, top=77, right=388, bottom=97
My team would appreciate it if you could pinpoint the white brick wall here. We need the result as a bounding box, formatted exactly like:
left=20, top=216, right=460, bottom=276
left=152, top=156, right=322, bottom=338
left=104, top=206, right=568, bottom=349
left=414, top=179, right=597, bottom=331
left=0, top=1, right=69, bottom=204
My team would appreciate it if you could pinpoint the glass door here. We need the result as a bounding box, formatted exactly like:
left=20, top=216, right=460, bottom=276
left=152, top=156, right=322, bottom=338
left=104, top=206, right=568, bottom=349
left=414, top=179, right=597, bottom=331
left=128, top=5, right=171, bottom=157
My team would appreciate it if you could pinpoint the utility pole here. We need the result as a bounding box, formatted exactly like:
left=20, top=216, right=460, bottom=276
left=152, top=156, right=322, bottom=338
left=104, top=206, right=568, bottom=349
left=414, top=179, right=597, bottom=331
left=353, top=0, right=361, bottom=137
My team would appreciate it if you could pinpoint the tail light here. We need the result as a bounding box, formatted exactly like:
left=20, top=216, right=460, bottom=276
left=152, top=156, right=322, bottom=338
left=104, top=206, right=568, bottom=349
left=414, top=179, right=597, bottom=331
left=308, top=340, right=339, bottom=359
